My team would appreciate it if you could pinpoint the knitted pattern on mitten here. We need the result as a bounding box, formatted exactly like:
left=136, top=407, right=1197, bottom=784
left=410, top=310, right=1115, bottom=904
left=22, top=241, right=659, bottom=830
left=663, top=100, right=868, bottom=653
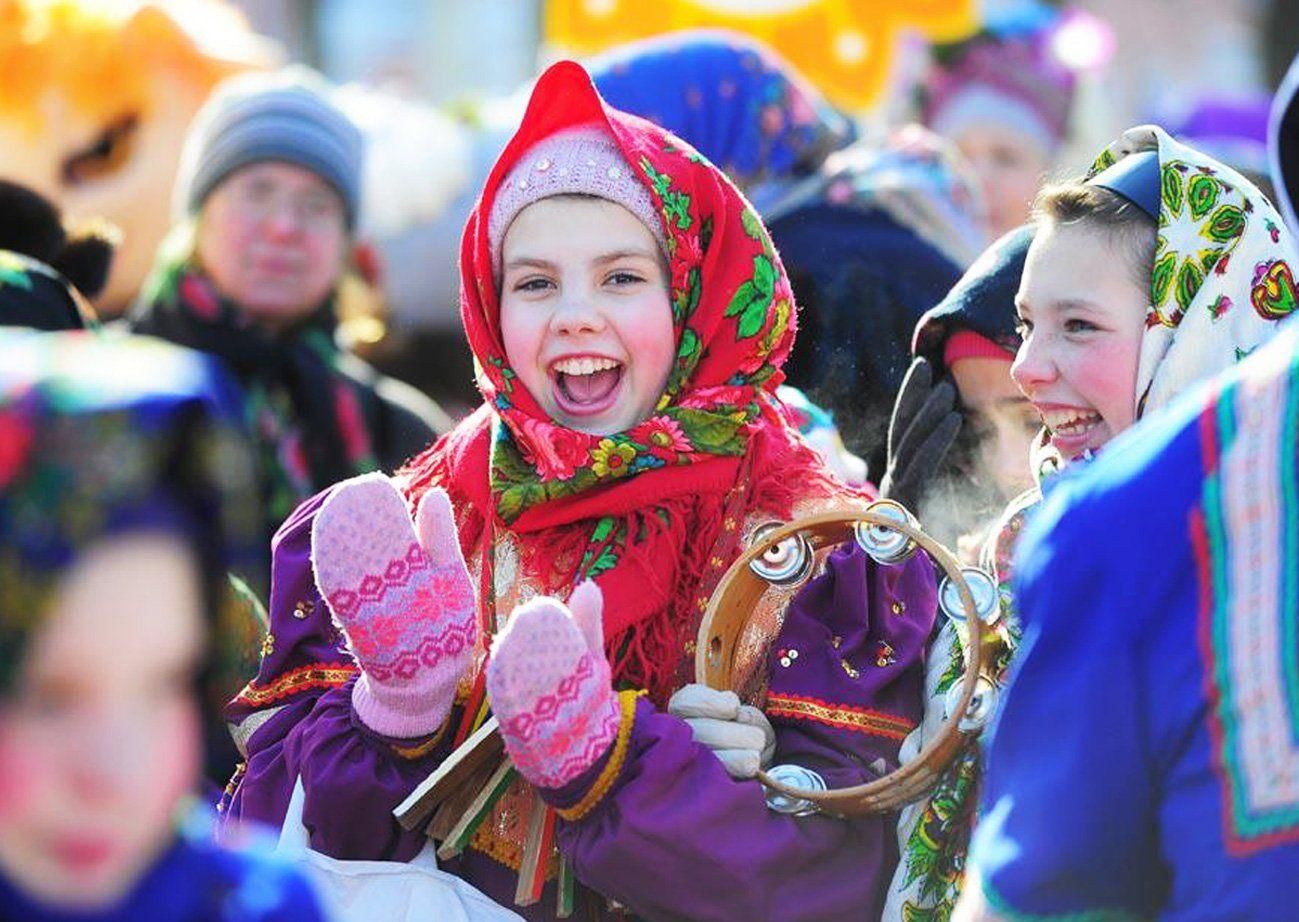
left=312, top=473, right=475, bottom=738
left=486, top=582, right=620, bottom=789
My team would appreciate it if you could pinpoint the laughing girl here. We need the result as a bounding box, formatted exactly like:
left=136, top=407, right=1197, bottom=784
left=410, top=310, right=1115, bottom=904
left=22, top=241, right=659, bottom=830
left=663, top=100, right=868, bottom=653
left=886, top=124, right=1299, bottom=921
left=225, top=62, right=936, bottom=921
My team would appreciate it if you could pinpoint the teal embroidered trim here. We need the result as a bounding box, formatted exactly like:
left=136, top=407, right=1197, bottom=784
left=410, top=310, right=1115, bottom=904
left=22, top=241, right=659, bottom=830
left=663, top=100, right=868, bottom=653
left=1281, top=369, right=1299, bottom=733
left=1199, top=352, right=1299, bottom=850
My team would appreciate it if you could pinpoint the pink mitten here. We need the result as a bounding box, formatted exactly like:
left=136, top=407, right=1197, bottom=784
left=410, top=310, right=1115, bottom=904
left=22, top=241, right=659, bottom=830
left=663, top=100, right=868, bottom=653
left=486, top=582, right=620, bottom=789
left=311, top=473, right=476, bottom=738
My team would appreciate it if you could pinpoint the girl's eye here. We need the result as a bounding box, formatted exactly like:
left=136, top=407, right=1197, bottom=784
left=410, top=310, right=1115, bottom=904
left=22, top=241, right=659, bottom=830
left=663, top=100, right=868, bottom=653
left=1014, top=318, right=1032, bottom=337
left=155, top=666, right=196, bottom=700
left=606, top=271, right=645, bottom=286
left=1018, top=410, right=1044, bottom=436
left=19, top=680, right=82, bottom=719
left=1064, top=318, right=1098, bottom=334
left=514, top=277, right=554, bottom=293
left=301, top=195, right=339, bottom=221
left=967, top=412, right=994, bottom=442
left=239, top=178, right=276, bottom=203
left=992, top=146, right=1026, bottom=170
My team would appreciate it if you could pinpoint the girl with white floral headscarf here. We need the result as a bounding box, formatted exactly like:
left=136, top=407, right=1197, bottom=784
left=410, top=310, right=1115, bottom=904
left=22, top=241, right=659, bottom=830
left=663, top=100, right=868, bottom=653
left=886, top=123, right=1299, bottom=921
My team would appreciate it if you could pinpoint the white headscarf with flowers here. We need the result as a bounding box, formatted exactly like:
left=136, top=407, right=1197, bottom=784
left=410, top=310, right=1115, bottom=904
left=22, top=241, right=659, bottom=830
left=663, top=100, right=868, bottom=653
left=1087, top=125, right=1299, bottom=421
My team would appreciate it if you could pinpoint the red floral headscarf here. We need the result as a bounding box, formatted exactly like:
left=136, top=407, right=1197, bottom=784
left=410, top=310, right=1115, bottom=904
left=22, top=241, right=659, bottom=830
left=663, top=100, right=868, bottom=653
left=403, top=62, right=854, bottom=702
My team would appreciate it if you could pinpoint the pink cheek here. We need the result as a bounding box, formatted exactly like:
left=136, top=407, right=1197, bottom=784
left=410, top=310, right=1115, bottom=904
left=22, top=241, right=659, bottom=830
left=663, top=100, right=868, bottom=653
left=0, top=734, right=45, bottom=821
left=621, top=296, right=675, bottom=360
left=153, top=708, right=201, bottom=807
left=81, top=704, right=202, bottom=826
left=1069, top=344, right=1138, bottom=408
left=501, top=314, right=548, bottom=391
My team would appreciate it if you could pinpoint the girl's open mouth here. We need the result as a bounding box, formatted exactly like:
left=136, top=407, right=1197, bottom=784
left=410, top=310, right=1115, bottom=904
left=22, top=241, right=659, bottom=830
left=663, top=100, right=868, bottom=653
left=551, top=356, right=624, bottom=417
left=1039, top=407, right=1105, bottom=458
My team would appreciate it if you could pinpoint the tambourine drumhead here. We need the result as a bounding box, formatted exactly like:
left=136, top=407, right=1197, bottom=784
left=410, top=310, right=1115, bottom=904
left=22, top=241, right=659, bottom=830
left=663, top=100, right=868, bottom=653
left=694, top=505, right=987, bottom=817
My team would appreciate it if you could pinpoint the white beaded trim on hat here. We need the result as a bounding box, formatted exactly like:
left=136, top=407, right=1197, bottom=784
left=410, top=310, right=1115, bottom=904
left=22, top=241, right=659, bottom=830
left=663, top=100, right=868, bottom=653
left=488, top=126, right=667, bottom=272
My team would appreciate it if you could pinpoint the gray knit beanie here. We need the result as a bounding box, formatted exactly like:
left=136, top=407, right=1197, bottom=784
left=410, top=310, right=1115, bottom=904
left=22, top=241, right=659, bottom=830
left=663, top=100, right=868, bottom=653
left=174, top=66, right=363, bottom=228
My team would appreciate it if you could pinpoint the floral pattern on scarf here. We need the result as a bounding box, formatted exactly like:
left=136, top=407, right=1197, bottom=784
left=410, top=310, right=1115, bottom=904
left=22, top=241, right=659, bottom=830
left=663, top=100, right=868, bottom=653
left=1090, top=126, right=1299, bottom=418
left=465, top=67, right=801, bottom=527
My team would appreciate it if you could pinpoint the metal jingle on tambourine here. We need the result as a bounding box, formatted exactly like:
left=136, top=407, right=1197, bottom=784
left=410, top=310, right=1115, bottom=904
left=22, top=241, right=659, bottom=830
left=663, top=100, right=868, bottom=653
left=945, top=675, right=999, bottom=732
left=853, top=499, right=918, bottom=566
left=938, top=567, right=999, bottom=625
left=763, top=764, right=826, bottom=816
left=747, top=522, right=814, bottom=586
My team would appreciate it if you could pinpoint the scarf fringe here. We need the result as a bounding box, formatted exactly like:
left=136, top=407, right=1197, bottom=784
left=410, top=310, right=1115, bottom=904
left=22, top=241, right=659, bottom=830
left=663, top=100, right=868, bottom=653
left=607, top=493, right=724, bottom=705
left=607, top=432, right=853, bottom=705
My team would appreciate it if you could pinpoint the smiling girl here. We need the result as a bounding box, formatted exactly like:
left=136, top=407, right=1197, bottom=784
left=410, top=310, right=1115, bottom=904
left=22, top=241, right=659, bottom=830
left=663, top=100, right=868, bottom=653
left=494, top=181, right=675, bottom=437
left=885, top=125, right=1299, bottom=921
left=1012, top=183, right=1153, bottom=461
left=224, top=62, right=935, bottom=921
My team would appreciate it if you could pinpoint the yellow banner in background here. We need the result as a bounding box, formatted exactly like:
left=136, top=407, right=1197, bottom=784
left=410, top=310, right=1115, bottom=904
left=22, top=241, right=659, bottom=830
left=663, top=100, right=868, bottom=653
left=545, top=0, right=978, bottom=110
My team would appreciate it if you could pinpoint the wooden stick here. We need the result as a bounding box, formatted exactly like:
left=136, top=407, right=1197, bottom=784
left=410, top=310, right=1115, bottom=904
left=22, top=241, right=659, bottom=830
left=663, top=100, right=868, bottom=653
left=435, top=758, right=516, bottom=861
left=394, top=715, right=503, bottom=830
left=427, top=759, right=493, bottom=842
left=514, top=794, right=556, bottom=907
left=556, top=855, right=575, bottom=918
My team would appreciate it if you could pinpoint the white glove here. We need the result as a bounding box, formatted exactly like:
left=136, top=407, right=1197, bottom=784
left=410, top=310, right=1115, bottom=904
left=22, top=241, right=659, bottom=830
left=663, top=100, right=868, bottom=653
left=668, top=684, right=776, bottom=779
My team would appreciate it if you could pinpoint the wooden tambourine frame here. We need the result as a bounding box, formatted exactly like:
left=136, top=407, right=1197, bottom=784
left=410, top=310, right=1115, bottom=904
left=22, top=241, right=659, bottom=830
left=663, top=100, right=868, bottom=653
left=695, top=506, right=986, bottom=817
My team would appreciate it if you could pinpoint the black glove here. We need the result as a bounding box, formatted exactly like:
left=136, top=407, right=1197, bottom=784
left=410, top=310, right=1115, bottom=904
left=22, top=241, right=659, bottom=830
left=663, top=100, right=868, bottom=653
left=878, top=356, right=962, bottom=510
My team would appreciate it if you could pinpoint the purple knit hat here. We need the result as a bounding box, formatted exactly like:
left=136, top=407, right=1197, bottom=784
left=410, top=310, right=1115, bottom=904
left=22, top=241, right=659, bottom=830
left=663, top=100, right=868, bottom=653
left=487, top=124, right=667, bottom=274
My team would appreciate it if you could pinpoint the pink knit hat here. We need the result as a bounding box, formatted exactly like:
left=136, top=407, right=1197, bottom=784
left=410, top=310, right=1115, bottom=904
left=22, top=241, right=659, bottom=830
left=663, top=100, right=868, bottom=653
left=487, top=124, right=667, bottom=273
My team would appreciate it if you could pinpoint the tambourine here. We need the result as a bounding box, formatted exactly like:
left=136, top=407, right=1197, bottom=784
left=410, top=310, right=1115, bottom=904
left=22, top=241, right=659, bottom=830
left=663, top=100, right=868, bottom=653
left=695, top=500, right=998, bottom=817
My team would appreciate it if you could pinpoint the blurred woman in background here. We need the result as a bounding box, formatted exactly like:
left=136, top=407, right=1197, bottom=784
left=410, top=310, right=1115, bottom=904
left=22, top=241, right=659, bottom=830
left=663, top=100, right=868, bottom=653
left=131, top=67, right=448, bottom=546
